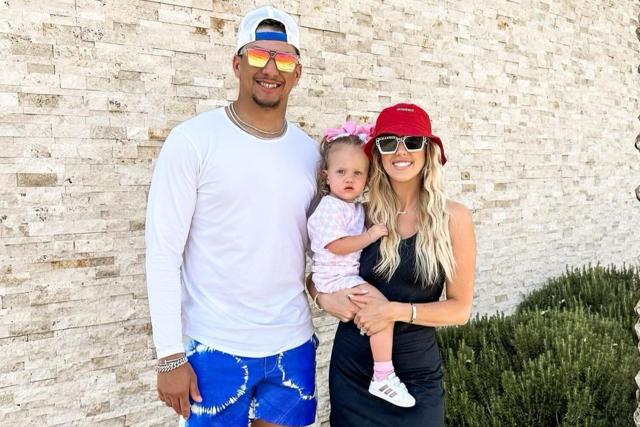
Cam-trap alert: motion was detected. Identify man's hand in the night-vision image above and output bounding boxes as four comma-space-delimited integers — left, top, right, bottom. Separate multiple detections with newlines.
366, 224, 388, 242
157, 356, 202, 420
318, 287, 367, 322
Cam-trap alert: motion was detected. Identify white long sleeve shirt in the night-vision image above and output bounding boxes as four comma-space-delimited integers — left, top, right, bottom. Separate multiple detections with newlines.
145, 108, 320, 359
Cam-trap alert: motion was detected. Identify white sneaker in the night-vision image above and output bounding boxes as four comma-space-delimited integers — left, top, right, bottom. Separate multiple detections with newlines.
368, 372, 416, 408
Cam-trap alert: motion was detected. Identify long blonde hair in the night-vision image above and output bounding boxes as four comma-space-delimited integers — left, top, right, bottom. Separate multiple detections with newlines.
367, 141, 455, 285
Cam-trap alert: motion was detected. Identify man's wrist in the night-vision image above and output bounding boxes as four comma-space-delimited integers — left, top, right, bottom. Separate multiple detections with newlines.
159, 352, 185, 362
157, 353, 188, 373
312, 290, 324, 311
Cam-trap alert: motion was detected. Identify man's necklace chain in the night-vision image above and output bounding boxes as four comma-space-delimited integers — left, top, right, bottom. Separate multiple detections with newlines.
227, 102, 287, 138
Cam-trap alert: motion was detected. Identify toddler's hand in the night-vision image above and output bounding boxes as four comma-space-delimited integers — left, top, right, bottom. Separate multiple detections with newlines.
367, 224, 388, 241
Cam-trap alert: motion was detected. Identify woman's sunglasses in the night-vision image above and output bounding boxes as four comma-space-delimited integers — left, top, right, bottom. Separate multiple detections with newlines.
240, 46, 299, 73
375, 135, 428, 155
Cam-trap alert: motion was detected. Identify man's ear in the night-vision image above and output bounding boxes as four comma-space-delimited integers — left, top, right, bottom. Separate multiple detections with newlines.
232, 55, 241, 78
293, 63, 302, 86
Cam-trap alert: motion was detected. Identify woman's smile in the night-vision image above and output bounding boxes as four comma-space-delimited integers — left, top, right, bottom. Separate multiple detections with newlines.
391, 159, 414, 170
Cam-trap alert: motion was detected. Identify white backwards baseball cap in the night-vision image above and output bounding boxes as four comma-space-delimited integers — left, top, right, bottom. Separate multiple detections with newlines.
236, 6, 301, 53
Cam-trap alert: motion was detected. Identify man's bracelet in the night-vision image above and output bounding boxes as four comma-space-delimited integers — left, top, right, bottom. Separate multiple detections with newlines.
156, 355, 188, 373
312, 291, 324, 311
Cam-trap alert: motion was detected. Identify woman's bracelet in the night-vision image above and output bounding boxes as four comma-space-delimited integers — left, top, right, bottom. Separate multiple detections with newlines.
156, 354, 188, 373
409, 303, 417, 324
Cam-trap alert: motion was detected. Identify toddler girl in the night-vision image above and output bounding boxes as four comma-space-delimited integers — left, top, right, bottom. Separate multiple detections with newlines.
307, 122, 415, 408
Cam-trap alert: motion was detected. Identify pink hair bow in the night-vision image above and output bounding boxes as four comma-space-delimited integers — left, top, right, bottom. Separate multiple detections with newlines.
324, 121, 374, 143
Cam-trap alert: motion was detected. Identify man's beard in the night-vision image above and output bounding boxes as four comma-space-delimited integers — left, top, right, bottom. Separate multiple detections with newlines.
252, 94, 280, 109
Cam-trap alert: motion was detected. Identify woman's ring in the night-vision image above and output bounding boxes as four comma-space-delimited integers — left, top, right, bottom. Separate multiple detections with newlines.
359, 328, 366, 335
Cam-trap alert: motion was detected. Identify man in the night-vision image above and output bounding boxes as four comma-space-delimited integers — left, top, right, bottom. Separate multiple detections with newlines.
145, 6, 319, 427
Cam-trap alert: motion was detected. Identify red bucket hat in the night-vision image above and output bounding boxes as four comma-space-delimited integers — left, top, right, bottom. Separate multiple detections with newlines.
364, 103, 446, 165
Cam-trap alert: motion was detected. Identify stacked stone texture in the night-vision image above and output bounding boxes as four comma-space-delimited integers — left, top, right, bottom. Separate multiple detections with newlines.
636, 12, 640, 427
0, 1, 638, 425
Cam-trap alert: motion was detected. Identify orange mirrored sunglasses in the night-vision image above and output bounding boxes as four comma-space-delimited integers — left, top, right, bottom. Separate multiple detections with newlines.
241, 46, 299, 73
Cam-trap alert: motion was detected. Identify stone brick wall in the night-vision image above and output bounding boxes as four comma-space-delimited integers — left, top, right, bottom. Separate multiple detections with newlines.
635, 13, 640, 427
1, 1, 638, 425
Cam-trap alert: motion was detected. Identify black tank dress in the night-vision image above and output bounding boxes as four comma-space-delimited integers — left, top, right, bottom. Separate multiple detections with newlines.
329, 234, 445, 427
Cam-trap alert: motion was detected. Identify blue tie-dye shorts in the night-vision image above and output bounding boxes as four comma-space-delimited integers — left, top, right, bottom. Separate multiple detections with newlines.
182, 336, 317, 427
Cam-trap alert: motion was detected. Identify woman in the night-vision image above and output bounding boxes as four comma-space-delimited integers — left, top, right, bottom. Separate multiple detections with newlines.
310, 103, 476, 426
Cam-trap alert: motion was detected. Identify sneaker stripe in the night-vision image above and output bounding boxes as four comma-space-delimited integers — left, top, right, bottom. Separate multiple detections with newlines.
369, 375, 416, 408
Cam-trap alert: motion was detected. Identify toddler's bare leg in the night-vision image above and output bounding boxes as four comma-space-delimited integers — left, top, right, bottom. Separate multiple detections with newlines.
369, 323, 394, 362
351, 282, 394, 361
354, 284, 415, 407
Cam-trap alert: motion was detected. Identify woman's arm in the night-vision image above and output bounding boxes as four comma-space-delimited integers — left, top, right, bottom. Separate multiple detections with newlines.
411, 201, 476, 326
351, 201, 476, 333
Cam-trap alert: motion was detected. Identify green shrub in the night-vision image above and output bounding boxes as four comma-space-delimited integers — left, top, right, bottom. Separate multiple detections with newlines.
517, 264, 639, 339
438, 265, 640, 426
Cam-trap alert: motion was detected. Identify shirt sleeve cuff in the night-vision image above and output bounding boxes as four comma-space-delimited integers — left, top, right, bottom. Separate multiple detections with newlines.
156, 344, 187, 360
